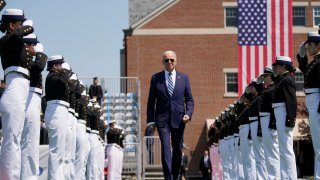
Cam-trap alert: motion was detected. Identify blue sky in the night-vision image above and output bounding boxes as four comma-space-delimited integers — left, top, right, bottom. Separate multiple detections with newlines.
6, 1, 128, 78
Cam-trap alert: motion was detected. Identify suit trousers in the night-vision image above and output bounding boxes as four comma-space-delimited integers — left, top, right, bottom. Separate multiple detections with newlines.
21, 91, 41, 180
75, 121, 87, 180
45, 103, 68, 180
239, 124, 256, 180
87, 133, 101, 180
260, 114, 280, 180
306, 93, 320, 180
157, 124, 184, 180
274, 105, 297, 180
0, 73, 29, 180
234, 136, 245, 180
250, 119, 268, 180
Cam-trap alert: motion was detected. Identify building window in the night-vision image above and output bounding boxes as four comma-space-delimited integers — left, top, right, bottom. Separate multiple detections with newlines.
314, 6, 320, 26
293, 7, 306, 26
225, 7, 238, 27
226, 72, 238, 93
295, 71, 304, 92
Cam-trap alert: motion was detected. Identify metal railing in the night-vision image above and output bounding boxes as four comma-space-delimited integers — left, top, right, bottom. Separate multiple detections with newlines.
142, 136, 163, 180
143, 136, 162, 167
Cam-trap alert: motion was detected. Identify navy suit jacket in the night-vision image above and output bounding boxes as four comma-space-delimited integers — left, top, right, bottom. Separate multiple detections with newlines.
147, 70, 194, 128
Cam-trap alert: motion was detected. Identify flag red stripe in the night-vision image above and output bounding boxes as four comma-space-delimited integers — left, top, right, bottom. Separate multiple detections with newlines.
238, 46, 243, 96
271, 0, 276, 64
280, 0, 284, 55
246, 47, 251, 84
263, 46, 267, 69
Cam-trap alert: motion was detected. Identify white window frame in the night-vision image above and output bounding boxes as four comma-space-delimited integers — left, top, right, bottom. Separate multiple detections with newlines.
223, 68, 238, 97
313, 6, 320, 27
292, 6, 306, 27
223, 3, 238, 28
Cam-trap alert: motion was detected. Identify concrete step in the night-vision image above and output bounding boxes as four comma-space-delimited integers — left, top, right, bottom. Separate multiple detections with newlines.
144, 165, 164, 179
144, 178, 165, 180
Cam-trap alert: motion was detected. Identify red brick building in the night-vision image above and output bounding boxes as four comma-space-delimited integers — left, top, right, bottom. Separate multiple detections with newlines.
123, 0, 319, 176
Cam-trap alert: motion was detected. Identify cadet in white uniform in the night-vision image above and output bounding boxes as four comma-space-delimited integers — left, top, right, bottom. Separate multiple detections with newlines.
0, 9, 33, 179
45, 55, 70, 179
20, 34, 48, 180
297, 32, 320, 179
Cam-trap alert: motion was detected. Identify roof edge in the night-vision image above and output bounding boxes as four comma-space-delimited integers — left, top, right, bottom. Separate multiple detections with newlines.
131, 0, 180, 29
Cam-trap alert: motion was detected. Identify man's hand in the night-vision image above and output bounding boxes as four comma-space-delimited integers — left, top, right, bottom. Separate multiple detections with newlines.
182, 115, 190, 124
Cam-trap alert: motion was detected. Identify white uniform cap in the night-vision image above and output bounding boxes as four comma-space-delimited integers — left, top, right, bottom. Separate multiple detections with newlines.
305, 31, 320, 43
108, 119, 116, 124
262, 66, 274, 75
23, 34, 38, 44
94, 104, 100, 109
1, 9, 26, 22
48, 55, 64, 65
272, 56, 292, 66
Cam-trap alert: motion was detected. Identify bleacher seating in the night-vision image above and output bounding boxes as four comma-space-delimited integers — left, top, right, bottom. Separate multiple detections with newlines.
104, 92, 139, 144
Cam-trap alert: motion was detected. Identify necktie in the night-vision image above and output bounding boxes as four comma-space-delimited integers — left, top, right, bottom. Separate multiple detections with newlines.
168, 72, 174, 97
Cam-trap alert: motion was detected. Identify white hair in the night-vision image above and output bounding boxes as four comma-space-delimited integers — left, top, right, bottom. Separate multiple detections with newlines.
162, 50, 177, 60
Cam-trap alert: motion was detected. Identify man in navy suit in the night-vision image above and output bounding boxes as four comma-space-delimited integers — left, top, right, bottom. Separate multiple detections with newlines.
147, 50, 194, 180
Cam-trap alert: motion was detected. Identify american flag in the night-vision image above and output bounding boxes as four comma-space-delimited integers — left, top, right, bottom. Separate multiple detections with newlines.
237, 0, 292, 95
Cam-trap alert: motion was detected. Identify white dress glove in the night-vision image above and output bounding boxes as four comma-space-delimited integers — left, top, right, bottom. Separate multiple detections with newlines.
34, 43, 44, 53
298, 42, 307, 57
22, 19, 33, 27
70, 73, 78, 81
61, 62, 71, 71
256, 75, 263, 84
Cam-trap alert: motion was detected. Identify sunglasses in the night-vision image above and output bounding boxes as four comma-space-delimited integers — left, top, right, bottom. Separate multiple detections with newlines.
164, 58, 175, 63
